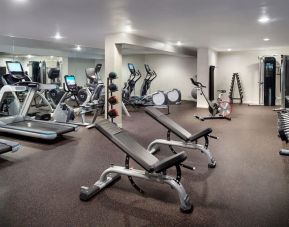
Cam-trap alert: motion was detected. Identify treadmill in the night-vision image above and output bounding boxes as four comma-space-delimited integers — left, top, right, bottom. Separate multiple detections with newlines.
0, 61, 78, 140
0, 139, 20, 154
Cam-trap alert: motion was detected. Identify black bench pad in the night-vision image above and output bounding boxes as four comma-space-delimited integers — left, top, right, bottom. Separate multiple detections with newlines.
95, 119, 187, 172
153, 151, 187, 173
145, 107, 212, 142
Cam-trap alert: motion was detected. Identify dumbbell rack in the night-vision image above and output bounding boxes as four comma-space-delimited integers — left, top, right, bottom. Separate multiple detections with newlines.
106, 75, 118, 123
228, 73, 243, 104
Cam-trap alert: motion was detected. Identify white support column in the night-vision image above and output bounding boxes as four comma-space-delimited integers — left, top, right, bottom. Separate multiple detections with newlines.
196, 48, 217, 108
197, 48, 210, 108
105, 35, 123, 127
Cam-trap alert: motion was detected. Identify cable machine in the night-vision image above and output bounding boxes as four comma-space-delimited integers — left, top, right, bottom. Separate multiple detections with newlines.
263, 57, 276, 106
249, 56, 280, 106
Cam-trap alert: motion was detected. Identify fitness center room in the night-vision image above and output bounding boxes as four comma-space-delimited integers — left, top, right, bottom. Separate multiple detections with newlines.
0, 0, 288, 226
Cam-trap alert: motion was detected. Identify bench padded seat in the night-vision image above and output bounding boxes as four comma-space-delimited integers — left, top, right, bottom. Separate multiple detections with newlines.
145, 107, 212, 142
95, 119, 187, 173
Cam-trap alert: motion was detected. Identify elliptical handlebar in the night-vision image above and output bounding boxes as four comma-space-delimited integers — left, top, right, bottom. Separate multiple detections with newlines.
144, 64, 157, 82
151, 70, 157, 80
190, 78, 206, 88
63, 82, 69, 92
133, 70, 142, 82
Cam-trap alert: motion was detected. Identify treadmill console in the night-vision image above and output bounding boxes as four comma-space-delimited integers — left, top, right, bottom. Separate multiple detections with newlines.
4, 61, 30, 85
6, 61, 25, 78
64, 75, 78, 92
128, 63, 136, 74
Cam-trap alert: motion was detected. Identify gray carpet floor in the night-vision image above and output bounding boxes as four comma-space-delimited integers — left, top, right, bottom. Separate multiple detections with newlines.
0, 102, 288, 227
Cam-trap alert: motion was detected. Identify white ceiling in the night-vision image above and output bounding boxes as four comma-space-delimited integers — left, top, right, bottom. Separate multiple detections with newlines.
0, 0, 289, 51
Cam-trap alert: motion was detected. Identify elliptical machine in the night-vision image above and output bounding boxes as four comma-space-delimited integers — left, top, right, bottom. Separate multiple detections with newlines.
122, 63, 142, 104
191, 78, 232, 121
53, 75, 102, 126
122, 63, 168, 107
81, 64, 105, 109
46, 68, 66, 107
141, 64, 158, 96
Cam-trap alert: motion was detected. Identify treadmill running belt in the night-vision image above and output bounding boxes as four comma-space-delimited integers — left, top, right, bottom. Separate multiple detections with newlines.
6, 121, 74, 134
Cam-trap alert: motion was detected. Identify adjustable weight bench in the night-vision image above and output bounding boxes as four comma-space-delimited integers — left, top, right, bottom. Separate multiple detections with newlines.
0, 139, 20, 155
145, 107, 217, 168
80, 119, 193, 213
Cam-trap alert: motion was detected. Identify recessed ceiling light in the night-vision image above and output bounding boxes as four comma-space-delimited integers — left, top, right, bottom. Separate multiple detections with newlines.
258, 16, 270, 24
176, 41, 182, 46
75, 45, 82, 51
227, 48, 232, 52
27, 55, 33, 58
53, 32, 63, 40
13, 0, 28, 3
263, 38, 270, 41
50, 56, 54, 59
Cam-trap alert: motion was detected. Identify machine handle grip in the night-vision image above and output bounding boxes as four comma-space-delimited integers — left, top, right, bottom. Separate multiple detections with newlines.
208, 135, 219, 140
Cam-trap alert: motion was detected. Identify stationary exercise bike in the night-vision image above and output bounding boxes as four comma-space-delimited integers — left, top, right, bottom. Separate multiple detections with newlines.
191, 78, 232, 121
83, 64, 105, 108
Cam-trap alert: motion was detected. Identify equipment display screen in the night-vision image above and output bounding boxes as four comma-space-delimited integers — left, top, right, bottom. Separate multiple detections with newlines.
128, 63, 135, 73
6, 62, 23, 73
95, 64, 102, 73
66, 75, 76, 86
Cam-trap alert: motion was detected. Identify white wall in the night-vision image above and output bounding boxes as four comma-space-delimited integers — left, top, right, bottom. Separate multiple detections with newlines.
68, 58, 97, 86
122, 54, 196, 100
217, 47, 289, 104
197, 48, 218, 108
144, 55, 196, 100
209, 49, 218, 66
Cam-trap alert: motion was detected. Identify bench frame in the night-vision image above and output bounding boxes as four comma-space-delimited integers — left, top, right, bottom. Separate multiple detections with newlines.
147, 135, 216, 168
80, 165, 192, 213
80, 119, 193, 213
145, 107, 217, 168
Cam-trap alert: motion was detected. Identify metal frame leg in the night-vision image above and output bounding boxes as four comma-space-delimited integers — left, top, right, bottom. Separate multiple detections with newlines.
147, 139, 216, 168
80, 166, 193, 213
280, 149, 289, 156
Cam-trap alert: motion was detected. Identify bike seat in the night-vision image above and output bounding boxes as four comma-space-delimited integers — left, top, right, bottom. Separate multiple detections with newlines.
217, 90, 226, 94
